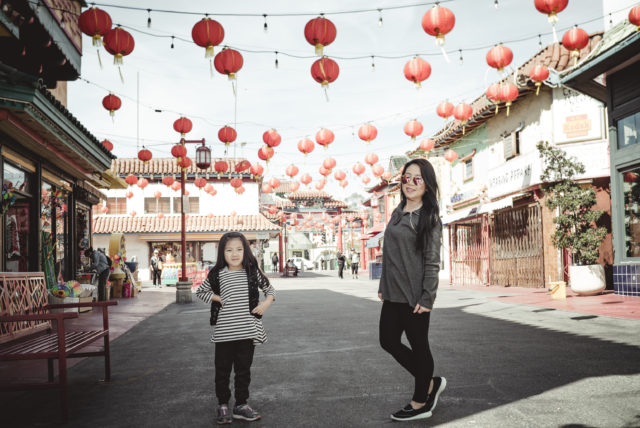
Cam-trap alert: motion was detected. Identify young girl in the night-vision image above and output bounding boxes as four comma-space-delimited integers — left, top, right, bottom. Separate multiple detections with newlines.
196, 232, 275, 425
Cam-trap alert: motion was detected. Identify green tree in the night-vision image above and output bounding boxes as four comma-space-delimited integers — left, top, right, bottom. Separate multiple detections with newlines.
537, 141, 607, 265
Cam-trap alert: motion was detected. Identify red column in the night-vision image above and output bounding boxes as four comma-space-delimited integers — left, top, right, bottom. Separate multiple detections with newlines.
278, 221, 283, 273
360, 234, 367, 271
337, 208, 343, 253
180, 154, 187, 282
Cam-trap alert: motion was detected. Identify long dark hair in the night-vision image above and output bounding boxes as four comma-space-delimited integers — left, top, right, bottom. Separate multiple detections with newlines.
213, 232, 260, 274
399, 158, 441, 251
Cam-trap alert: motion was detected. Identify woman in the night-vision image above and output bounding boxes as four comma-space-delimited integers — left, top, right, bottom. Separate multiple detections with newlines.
378, 158, 446, 422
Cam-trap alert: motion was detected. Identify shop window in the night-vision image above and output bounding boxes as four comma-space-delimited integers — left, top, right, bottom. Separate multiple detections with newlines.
173, 196, 199, 214
623, 166, 640, 258
618, 111, 640, 149
3, 162, 33, 272
3, 162, 29, 194
503, 132, 520, 160
464, 158, 474, 181
76, 204, 91, 271
106, 197, 127, 215
144, 197, 170, 214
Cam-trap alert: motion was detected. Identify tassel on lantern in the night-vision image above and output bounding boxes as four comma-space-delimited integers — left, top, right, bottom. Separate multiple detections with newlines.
536, 82, 542, 96
315, 43, 323, 56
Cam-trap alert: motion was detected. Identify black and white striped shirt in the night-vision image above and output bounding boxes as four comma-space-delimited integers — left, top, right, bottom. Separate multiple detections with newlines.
196, 267, 275, 345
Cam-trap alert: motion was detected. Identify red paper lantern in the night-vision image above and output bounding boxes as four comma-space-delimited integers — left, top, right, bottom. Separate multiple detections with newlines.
319, 166, 331, 177
322, 157, 337, 170
382, 172, 393, 181
334, 170, 346, 181
215, 160, 229, 174
315, 128, 335, 148
404, 120, 424, 140
300, 174, 312, 185
191, 17, 224, 58
499, 83, 519, 116
297, 138, 315, 155
486, 44, 513, 72
291, 182, 301, 192
171, 182, 181, 191
250, 163, 264, 177
372, 165, 384, 177
130, 210, 137, 217
235, 160, 251, 173
269, 177, 281, 189
340, 180, 348, 188
101, 139, 113, 151
311, 57, 339, 88
444, 150, 459, 162
102, 94, 121, 117
235, 186, 247, 195
534, 0, 568, 22
101, 206, 109, 214
162, 176, 174, 187
209, 188, 217, 197
436, 101, 454, 119
204, 184, 214, 193
173, 117, 193, 136
304, 17, 337, 56
154, 191, 162, 199
453, 103, 473, 132
103, 27, 135, 65
421, 5, 455, 45
78, 7, 112, 47
258, 145, 274, 162
178, 157, 192, 169
158, 212, 164, 218
261, 183, 273, 193
218, 126, 237, 145
125, 174, 138, 186
194, 177, 207, 189
171, 144, 187, 159
403, 56, 432, 88
125, 191, 134, 199
364, 153, 379, 166
529, 64, 550, 95
315, 181, 325, 190
352, 163, 365, 176
358, 124, 378, 143
624, 172, 639, 183
230, 177, 243, 188
263, 129, 281, 147
137, 148, 152, 163
214, 48, 243, 80
137, 178, 149, 189
286, 164, 299, 178
562, 27, 589, 62
486, 83, 502, 114
630, 6, 640, 30
362, 176, 371, 185
419, 139, 435, 152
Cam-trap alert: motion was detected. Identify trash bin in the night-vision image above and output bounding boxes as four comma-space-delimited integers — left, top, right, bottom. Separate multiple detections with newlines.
369, 262, 383, 280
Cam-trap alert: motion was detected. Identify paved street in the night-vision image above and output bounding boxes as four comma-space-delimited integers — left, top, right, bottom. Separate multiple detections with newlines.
2, 272, 640, 427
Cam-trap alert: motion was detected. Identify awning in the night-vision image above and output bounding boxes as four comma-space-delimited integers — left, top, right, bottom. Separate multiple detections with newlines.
100, 170, 128, 190
442, 206, 480, 225
478, 196, 514, 214
365, 232, 383, 248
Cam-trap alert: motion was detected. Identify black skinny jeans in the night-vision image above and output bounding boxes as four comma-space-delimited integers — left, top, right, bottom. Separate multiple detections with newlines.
215, 339, 255, 405
379, 300, 434, 403
152, 269, 162, 285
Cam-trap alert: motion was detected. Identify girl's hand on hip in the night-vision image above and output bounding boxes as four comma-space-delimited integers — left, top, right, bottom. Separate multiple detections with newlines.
413, 303, 431, 314
251, 302, 269, 315
378, 293, 383, 302
211, 294, 223, 306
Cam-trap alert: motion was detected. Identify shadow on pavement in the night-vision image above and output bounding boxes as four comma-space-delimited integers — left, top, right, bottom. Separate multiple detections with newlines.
2, 289, 639, 427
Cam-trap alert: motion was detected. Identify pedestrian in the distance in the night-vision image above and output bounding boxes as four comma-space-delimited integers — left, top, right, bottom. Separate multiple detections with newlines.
86, 247, 110, 301
378, 158, 446, 422
350, 251, 360, 279
196, 232, 275, 425
150, 249, 162, 287
337, 252, 346, 279
271, 252, 279, 273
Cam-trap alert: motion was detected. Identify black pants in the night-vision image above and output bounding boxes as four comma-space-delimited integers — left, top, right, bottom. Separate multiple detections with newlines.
152, 269, 162, 285
379, 301, 434, 403
351, 263, 359, 275
97, 269, 110, 301
338, 264, 344, 278
215, 339, 255, 405
272, 262, 278, 273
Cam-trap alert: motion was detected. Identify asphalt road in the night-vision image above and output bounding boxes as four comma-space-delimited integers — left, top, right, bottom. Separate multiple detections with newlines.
3, 273, 640, 427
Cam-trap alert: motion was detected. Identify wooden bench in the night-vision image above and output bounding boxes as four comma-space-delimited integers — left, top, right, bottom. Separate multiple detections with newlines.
0, 272, 117, 421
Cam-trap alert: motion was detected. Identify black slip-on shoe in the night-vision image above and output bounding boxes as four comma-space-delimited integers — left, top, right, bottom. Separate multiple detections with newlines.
390, 403, 432, 421
426, 376, 447, 412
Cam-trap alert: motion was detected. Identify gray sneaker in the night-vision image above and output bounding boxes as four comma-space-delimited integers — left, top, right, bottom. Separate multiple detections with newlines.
233, 403, 261, 421
217, 404, 232, 425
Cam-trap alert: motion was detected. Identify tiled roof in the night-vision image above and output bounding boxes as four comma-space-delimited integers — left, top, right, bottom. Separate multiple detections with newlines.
111, 158, 251, 176
287, 190, 332, 200
273, 181, 299, 193
411, 33, 603, 151
93, 214, 279, 234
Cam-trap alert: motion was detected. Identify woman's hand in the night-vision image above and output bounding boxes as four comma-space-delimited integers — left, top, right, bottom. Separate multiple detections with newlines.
211, 294, 223, 306
251, 295, 274, 315
378, 293, 383, 302
413, 303, 431, 314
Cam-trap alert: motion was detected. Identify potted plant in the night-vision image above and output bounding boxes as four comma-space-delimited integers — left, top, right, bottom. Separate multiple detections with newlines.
537, 142, 608, 295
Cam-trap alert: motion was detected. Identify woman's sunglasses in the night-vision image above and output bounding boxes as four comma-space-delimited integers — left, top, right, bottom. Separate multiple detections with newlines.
401, 175, 424, 185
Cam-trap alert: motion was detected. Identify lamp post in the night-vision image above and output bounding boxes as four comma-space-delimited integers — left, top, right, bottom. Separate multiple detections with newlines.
175, 136, 209, 303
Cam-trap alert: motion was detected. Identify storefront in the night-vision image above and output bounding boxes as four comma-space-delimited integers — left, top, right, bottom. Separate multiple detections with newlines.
563, 21, 640, 296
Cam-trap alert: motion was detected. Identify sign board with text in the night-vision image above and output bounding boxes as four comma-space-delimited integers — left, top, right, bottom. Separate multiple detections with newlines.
553, 87, 604, 144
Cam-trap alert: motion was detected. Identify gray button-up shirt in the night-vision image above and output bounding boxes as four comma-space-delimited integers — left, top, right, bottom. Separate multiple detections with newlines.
377, 205, 442, 309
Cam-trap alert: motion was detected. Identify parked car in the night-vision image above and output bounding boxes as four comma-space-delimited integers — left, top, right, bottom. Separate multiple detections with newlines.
292, 257, 314, 270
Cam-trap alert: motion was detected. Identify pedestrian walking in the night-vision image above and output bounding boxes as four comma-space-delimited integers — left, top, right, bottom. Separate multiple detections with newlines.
337, 252, 346, 279
377, 158, 446, 422
271, 252, 279, 273
196, 232, 275, 425
150, 249, 163, 287
350, 251, 360, 279
86, 247, 110, 301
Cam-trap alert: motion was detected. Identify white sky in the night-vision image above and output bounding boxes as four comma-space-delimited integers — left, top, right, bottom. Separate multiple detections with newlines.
68, 0, 625, 199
